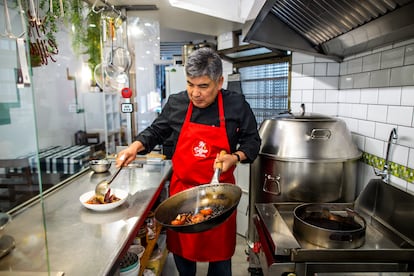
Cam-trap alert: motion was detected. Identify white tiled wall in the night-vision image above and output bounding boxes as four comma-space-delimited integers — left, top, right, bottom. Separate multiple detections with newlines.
290, 38, 414, 196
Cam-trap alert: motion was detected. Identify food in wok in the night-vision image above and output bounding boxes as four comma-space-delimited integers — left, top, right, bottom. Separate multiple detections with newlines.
155, 183, 242, 233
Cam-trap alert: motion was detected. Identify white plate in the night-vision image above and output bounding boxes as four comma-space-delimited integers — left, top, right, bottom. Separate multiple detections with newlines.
79, 189, 128, 211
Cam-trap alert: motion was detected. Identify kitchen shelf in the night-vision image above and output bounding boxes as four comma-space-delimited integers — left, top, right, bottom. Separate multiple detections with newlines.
83, 92, 121, 155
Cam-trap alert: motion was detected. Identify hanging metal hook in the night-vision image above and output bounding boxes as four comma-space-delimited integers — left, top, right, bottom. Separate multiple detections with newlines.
1, 0, 26, 39
92, 0, 105, 13
28, 0, 42, 25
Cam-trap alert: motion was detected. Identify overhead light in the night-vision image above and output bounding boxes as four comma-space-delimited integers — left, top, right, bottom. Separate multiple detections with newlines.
168, 0, 256, 23
225, 47, 272, 59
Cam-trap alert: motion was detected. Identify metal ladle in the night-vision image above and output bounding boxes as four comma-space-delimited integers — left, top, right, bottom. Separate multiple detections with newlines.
95, 157, 125, 203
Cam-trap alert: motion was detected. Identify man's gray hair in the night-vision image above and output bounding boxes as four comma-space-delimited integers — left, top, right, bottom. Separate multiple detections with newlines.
185, 47, 223, 82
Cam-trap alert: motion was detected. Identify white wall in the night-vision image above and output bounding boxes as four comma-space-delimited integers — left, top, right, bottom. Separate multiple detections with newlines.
290, 38, 414, 196
31, 27, 89, 149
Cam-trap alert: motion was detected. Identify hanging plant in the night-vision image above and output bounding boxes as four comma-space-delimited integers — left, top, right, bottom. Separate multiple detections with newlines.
22, 0, 64, 66
20, 0, 102, 72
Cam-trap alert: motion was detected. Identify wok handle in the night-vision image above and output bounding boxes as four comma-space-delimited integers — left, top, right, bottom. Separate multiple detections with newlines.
214, 150, 227, 170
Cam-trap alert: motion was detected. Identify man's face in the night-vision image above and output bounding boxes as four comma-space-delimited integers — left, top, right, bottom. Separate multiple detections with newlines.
186, 75, 224, 108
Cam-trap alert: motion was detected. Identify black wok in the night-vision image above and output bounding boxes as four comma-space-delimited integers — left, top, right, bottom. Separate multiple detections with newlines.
154, 183, 242, 233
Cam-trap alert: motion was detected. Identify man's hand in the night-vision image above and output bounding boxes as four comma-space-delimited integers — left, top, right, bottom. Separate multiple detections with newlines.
115, 141, 144, 167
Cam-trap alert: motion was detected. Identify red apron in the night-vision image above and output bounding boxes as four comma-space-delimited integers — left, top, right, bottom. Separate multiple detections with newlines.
167, 91, 236, 262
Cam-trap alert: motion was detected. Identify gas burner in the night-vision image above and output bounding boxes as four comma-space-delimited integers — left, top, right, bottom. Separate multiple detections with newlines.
0, 235, 15, 259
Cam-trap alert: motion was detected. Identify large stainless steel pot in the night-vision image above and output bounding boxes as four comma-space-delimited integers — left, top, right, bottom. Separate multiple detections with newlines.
154, 183, 242, 233
252, 112, 361, 203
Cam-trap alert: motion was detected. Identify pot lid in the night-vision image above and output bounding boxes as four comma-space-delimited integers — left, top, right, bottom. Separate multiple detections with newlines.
259, 112, 361, 161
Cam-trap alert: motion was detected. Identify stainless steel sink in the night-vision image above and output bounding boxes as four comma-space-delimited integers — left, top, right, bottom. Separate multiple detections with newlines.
354, 178, 414, 248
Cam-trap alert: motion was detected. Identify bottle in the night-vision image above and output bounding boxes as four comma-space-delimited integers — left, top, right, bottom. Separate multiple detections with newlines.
146, 211, 156, 240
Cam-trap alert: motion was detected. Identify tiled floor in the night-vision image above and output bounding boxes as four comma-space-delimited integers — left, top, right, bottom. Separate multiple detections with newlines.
161, 234, 250, 276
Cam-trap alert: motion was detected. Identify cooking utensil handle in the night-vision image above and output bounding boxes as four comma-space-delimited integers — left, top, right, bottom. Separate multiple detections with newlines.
107, 157, 126, 184
211, 150, 227, 184
214, 150, 227, 170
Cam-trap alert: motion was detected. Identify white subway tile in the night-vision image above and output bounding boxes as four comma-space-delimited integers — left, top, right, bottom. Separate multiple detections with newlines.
314, 76, 338, 89
327, 63, 340, 76
374, 123, 398, 141
351, 103, 368, 119
302, 90, 314, 102
345, 89, 361, 103
401, 86, 414, 106
378, 87, 401, 105
404, 44, 414, 65
291, 77, 314, 90
291, 64, 302, 77
381, 47, 404, 69
339, 75, 353, 89
367, 105, 387, 123
358, 120, 375, 137
390, 67, 403, 86
348, 58, 363, 74
353, 72, 370, 88
313, 103, 337, 116
390, 144, 408, 166
338, 90, 349, 102
370, 69, 390, 88
387, 106, 413, 126
292, 52, 315, 64
408, 148, 414, 169
341, 117, 358, 133
290, 89, 302, 102
360, 88, 379, 104
313, 89, 326, 102
303, 63, 315, 76
400, 64, 414, 85
365, 137, 384, 157
398, 126, 414, 148
338, 103, 352, 117
362, 53, 381, 72
326, 89, 339, 102
315, 63, 327, 76
340, 62, 347, 75
352, 133, 365, 151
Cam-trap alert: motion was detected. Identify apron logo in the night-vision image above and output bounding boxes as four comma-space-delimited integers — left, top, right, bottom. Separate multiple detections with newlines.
192, 140, 210, 158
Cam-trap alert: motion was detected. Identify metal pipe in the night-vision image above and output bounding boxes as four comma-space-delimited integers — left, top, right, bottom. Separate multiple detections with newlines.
375, 127, 398, 182
384, 127, 398, 172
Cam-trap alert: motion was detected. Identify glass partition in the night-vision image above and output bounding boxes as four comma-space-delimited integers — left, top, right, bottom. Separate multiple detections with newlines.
0, 1, 106, 212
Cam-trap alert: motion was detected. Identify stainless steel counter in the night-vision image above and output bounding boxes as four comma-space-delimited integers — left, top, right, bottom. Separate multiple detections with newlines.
0, 160, 172, 275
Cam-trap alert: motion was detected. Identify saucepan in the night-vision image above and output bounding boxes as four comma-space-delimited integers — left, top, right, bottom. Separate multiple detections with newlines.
154, 151, 242, 233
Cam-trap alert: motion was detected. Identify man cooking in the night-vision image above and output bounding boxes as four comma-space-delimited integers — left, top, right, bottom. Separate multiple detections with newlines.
116, 47, 261, 276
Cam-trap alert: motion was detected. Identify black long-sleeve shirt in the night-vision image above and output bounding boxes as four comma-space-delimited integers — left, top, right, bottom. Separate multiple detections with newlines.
136, 89, 261, 163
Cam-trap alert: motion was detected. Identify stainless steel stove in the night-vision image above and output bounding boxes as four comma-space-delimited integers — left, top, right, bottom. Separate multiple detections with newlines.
253, 179, 414, 276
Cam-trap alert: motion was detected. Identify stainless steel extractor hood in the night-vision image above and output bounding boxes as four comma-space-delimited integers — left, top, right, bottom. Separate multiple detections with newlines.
244, 0, 414, 61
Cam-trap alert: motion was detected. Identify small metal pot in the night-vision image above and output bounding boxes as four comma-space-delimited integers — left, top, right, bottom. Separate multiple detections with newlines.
89, 159, 111, 173
293, 203, 366, 249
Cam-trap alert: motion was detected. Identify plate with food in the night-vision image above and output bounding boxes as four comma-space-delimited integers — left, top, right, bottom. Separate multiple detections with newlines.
79, 188, 128, 211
